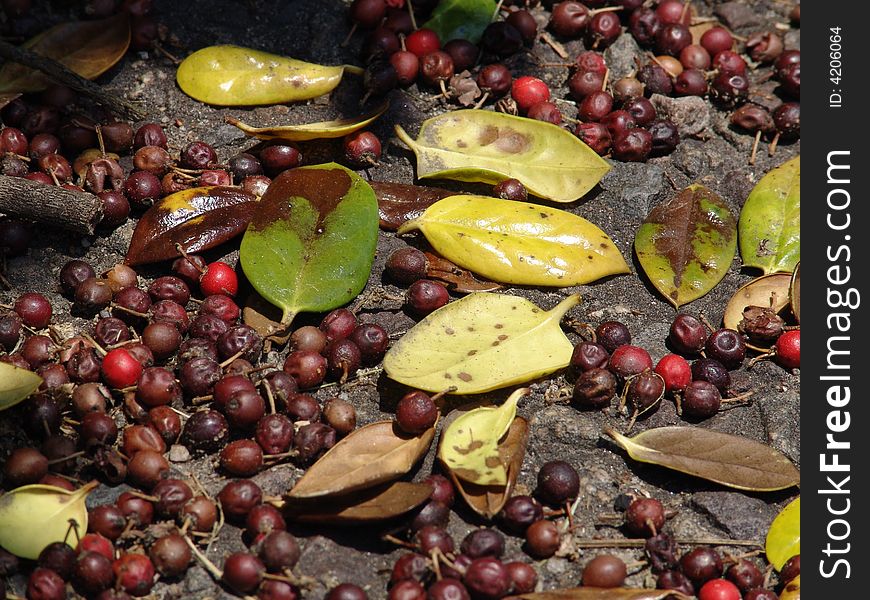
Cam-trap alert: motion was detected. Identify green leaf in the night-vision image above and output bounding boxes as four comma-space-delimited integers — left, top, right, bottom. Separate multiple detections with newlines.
395, 110, 611, 203
765, 497, 800, 570
634, 184, 737, 307
239, 163, 378, 326
739, 156, 800, 273
0, 481, 97, 558
384, 293, 580, 394
438, 388, 527, 486
399, 194, 629, 286
604, 427, 800, 492
176, 45, 350, 106
423, 0, 498, 45
0, 362, 43, 412
225, 101, 388, 142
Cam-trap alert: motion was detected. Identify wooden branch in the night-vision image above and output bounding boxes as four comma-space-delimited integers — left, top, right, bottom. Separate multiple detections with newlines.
0, 40, 146, 121
0, 176, 103, 235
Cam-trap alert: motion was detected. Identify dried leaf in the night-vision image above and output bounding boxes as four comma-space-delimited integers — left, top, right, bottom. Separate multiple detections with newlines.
0, 482, 97, 558
423, 0, 498, 45
0, 362, 43, 412
790, 262, 800, 323
125, 186, 258, 266
284, 481, 433, 524
399, 195, 629, 286
438, 388, 526, 486
242, 291, 292, 345
225, 101, 388, 141
176, 45, 353, 106
0, 93, 21, 110
604, 426, 800, 492
635, 184, 737, 307
424, 252, 503, 293
384, 293, 580, 394
739, 156, 800, 274
0, 14, 130, 93
239, 163, 379, 326
372, 181, 458, 231
287, 421, 435, 499
450, 416, 529, 518
395, 110, 611, 203
722, 273, 791, 351
506, 588, 692, 599
765, 497, 800, 570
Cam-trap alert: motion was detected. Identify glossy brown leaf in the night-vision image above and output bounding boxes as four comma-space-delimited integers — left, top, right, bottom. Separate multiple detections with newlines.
125, 186, 258, 266
371, 181, 459, 231
424, 252, 503, 293
0, 14, 130, 93
287, 420, 435, 499
507, 588, 692, 600
283, 481, 433, 524
449, 417, 529, 519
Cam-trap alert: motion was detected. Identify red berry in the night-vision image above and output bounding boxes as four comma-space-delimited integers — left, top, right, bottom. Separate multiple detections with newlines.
698, 578, 741, 600
775, 329, 800, 369
77, 533, 114, 560
200, 262, 238, 297
511, 76, 550, 113
101, 348, 144, 389
405, 28, 440, 57
654, 354, 692, 393
608, 345, 653, 380
113, 553, 156, 596
14, 292, 52, 329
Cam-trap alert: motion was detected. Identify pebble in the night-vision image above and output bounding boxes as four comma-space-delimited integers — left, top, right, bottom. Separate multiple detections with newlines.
649, 94, 710, 137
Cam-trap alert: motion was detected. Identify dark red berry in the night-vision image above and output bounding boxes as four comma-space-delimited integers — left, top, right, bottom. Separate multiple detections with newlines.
582, 555, 627, 588
536, 460, 579, 505
406, 280, 449, 315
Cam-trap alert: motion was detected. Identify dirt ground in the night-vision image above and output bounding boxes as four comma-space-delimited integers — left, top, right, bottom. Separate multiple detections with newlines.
1, 0, 800, 598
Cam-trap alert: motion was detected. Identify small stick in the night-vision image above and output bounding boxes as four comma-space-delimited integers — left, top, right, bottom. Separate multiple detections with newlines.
768, 132, 780, 156
183, 535, 224, 580
491, 0, 505, 21
263, 381, 277, 415
408, 0, 418, 30
572, 537, 762, 549
749, 130, 761, 165
540, 32, 569, 59
341, 23, 358, 48
472, 91, 490, 109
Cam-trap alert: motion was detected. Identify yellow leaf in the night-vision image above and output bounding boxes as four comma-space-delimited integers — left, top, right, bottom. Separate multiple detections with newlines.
766, 496, 800, 570
383, 292, 580, 394
176, 45, 348, 106
0, 362, 43, 412
395, 110, 611, 203
225, 101, 388, 141
0, 482, 97, 559
438, 388, 527, 486
780, 575, 800, 600
399, 194, 629, 286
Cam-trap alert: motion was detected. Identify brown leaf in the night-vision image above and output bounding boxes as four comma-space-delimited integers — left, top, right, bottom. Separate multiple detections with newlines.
449, 417, 529, 519
242, 291, 292, 346
284, 481, 433, 524
287, 420, 435, 499
424, 252, 503, 293
507, 588, 692, 600
0, 14, 130, 93
372, 181, 458, 231
125, 186, 258, 266
604, 427, 800, 492
0, 93, 21, 110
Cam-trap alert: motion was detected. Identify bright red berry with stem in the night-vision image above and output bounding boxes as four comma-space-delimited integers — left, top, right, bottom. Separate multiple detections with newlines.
511, 76, 550, 113
655, 354, 691, 393
774, 329, 800, 369
698, 578, 741, 600
101, 348, 143, 389
200, 262, 238, 297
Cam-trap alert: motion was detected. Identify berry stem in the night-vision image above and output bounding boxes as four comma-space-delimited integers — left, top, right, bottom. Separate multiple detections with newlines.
183, 534, 224, 580
340, 23, 358, 48
407, 0, 417, 31
749, 130, 761, 165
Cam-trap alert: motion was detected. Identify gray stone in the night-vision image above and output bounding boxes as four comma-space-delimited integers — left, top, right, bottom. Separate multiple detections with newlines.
715, 2, 763, 30
604, 33, 645, 81
599, 162, 667, 220
690, 492, 777, 539
650, 94, 711, 137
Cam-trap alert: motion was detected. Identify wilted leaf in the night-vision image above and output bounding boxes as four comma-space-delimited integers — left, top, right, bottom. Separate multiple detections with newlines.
176, 45, 351, 106
0, 14, 130, 93
438, 388, 526, 486
635, 184, 737, 307
423, 0, 498, 45
766, 497, 800, 570
424, 252, 503, 293
287, 421, 435, 499
395, 110, 611, 203
604, 426, 800, 492
239, 163, 378, 325
384, 293, 580, 394
372, 181, 458, 231
400, 194, 629, 286
0, 362, 43, 412
242, 291, 292, 345
0, 481, 97, 558
739, 156, 800, 274
790, 262, 800, 323
723, 272, 791, 351
284, 481, 433, 524
225, 101, 388, 141
507, 588, 692, 599
779, 575, 800, 600
125, 186, 258, 266
450, 417, 529, 518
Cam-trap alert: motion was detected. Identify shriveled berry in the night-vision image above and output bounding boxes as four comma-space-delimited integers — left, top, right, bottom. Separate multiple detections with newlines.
181, 409, 229, 454
575, 122, 611, 155
657, 570, 695, 595
294, 423, 336, 463
461, 528, 505, 559
573, 367, 617, 409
